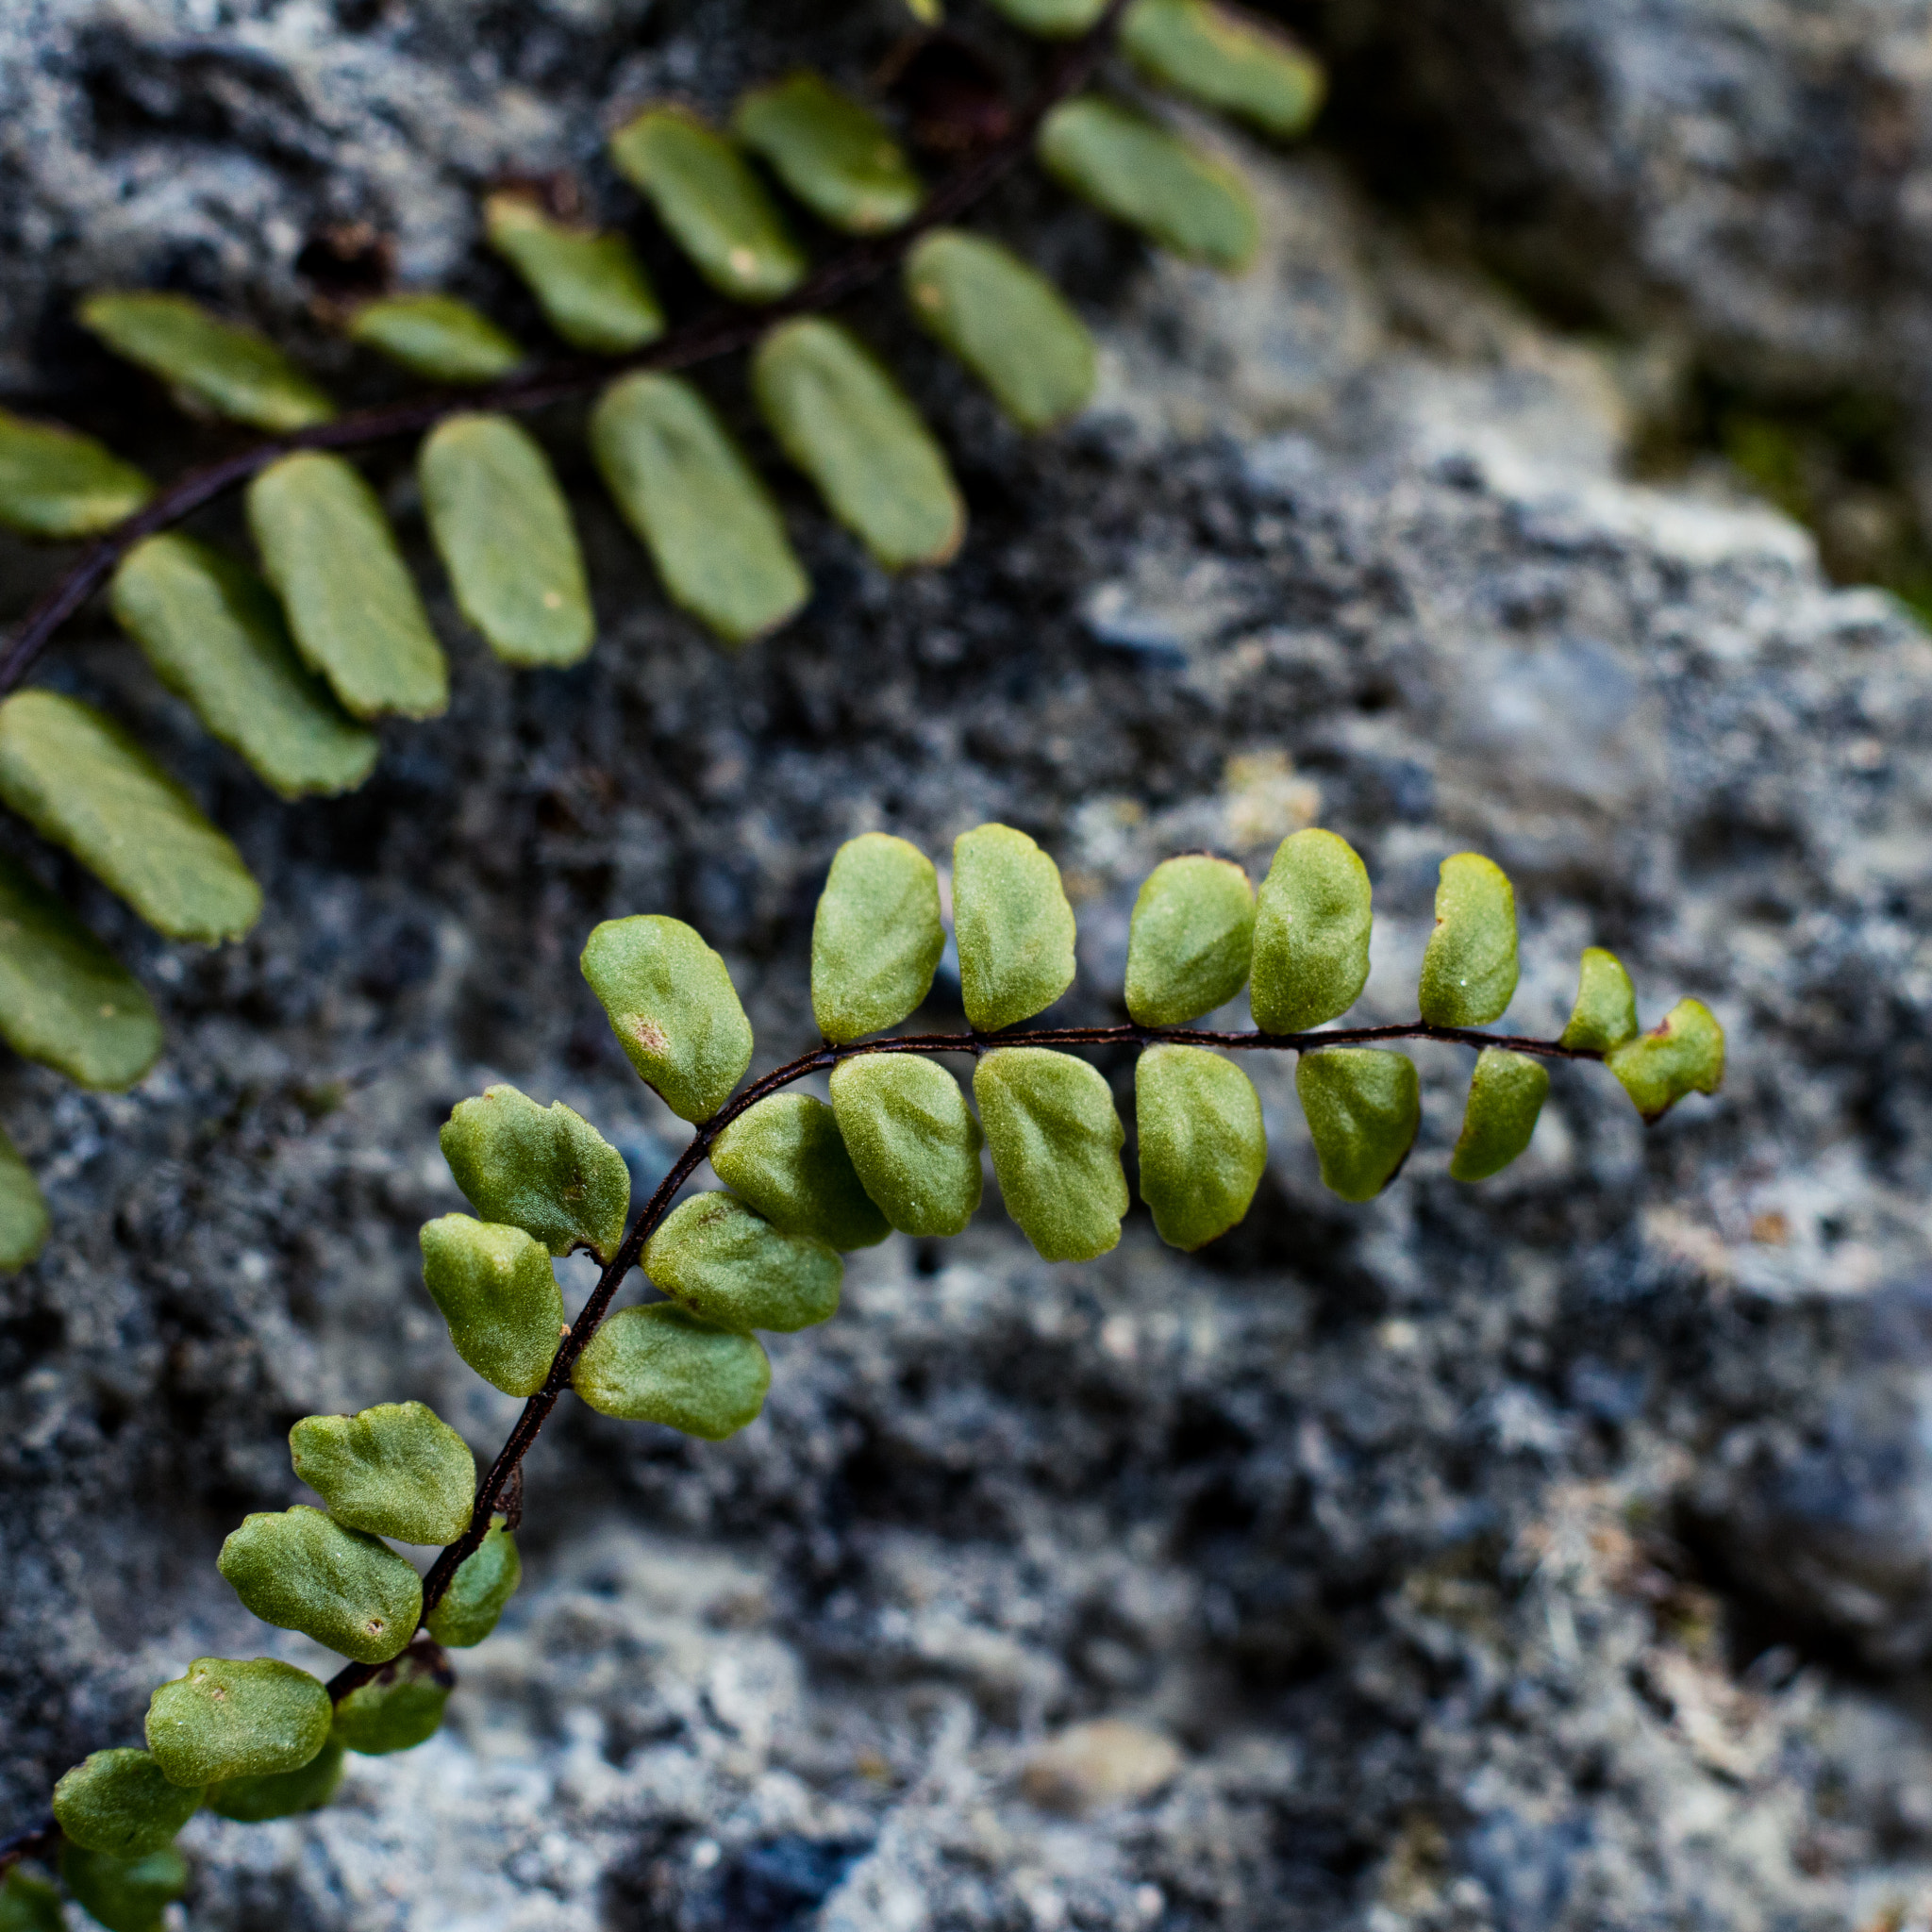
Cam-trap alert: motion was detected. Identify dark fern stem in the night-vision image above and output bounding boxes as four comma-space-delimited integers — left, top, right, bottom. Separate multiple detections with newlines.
0, 0, 1132, 701
325, 1013, 1603, 1704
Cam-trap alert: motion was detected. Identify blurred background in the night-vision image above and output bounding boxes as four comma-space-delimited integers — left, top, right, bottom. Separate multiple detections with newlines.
3, 3, 1932, 1926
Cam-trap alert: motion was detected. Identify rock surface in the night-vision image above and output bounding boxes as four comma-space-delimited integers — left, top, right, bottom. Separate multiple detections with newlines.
5, 4, 1932, 1930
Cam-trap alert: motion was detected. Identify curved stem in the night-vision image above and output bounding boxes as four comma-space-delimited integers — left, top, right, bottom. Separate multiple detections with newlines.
322, 1011, 1598, 1703
0, 0, 1131, 700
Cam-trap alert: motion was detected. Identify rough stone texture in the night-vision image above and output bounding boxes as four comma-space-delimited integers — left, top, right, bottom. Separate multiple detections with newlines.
1295, 0, 1932, 510
6, 5, 1932, 1930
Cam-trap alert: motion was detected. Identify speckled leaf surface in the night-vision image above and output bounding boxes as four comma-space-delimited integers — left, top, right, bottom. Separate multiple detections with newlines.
975, 1047, 1127, 1261
1134, 1043, 1266, 1249
810, 831, 944, 1044
952, 822, 1076, 1032
829, 1054, 983, 1237
440, 1084, 630, 1260
144, 1657, 333, 1787
1295, 1048, 1420, 1202
217, 1508, 422, 1663
571, 1303, 772, 1439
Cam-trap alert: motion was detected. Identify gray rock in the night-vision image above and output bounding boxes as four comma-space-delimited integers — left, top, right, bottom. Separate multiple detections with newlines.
4, 4, 1932, 1929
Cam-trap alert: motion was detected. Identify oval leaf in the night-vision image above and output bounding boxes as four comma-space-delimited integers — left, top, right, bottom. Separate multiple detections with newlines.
217, 1507, 422, 1663
203, 1736, 344, 1824
59, 1844, 188, 1932
1250, 828, 1371, 1035
975, 1047, 1127, 1261
1449, 1047, 1549, 1183
345, 293, 523, 384
579, 914, 753, 1123
571, 1302, 771, 1438
144, 1657, 333, 1787
811, 831, 945, 1043
424, 1518, 520, 1650
752, 318, 965, 571
1134, 1043, 1266, 1250
1037, 96, 1257, 272
1121, 0, 1326, 139
419, 1213, 567, 1399
904, 229, 1096, 432
1559, 947, 1639, 1054
0, 408, 150, 539
1417, 853, 1519, 1028
0, 690, 261, 943
290, 1401, 475, 1547
485, 192, 665, 354
0, 1126, 49, 1274
1124, 853, 1254, 1026
78, 291, 334, 431
953, 822, 1077, 1033
53, 1751, 202, 1859
608, 106, 808, 303
439, 1084, 630, 1261
733, 72, 923, 234
828, 1054, 983, 1236
709, 1092, 891, 1250
1295, 1048, 1419, 1202
1607, 998, 1725, 1124
0, 851, 161, 1090
645, 1191, 842, 1332
590, 371, 809, 648
110, 533, 378, 798
331, 1649, 452, 1755
247, 452, 448, 719
986, 0, 1104, 32
420, 413, 593, 667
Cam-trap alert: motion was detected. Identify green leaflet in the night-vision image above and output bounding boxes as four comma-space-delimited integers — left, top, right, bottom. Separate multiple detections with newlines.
0, 408, 150, 539
608, 106, 808, 303
1295, 1048, 1420, 1202
580, 914, 754, 1123
903, 229, 1096, 433
571, 1302, 772, 1438
975, 1048, 1127, 1261
0, 850, 160, 1090
753, 318, 965, 572
1560, 947, 1640, 1053
810, 832, 945, 1044
58, 1845, 187, 1932
1134, 1043, 1266, 1250
1417, 853, 1519, 1028
290, 1401, 476, 1546
52, 1750, 203, 1858
78, 291, 335, 432
419, 414, 593, 668
0, 1868, 65, 1932
1037, 97, 1258, 272
828, 1054, 983, 1236
590, 371, 809, 648
346, 294, 524, 384
709, 1093, 891, 1250
0, 1127, 48, 1273
1121, 0, 1326, 139
144, 1657, 333, 1787
485, 192, 665, 354
419, 1213, 567, 1399
645, 1191, 842, 1332
204, 1735, 344, 1823
986, 0, 1104, 32
1124, 854, 1255, 1026
440, 1084, 631, 1261
109, 534, 379, 799
217, 1507, 422, 1664
1607, 998, 1726, 1123
733, 72, 923, 234
953, 822, 1077, 1033
0, 690, 261, 943
1250, 828, 1371, 1035
425, 1518, 520, 1649
1449, 1047, 1548, 1183
331, 1650, 451, 1755
247, 452, 449, 720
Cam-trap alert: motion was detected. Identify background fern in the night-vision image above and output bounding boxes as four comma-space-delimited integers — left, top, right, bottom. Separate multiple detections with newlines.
0, 0, 1325, 1264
